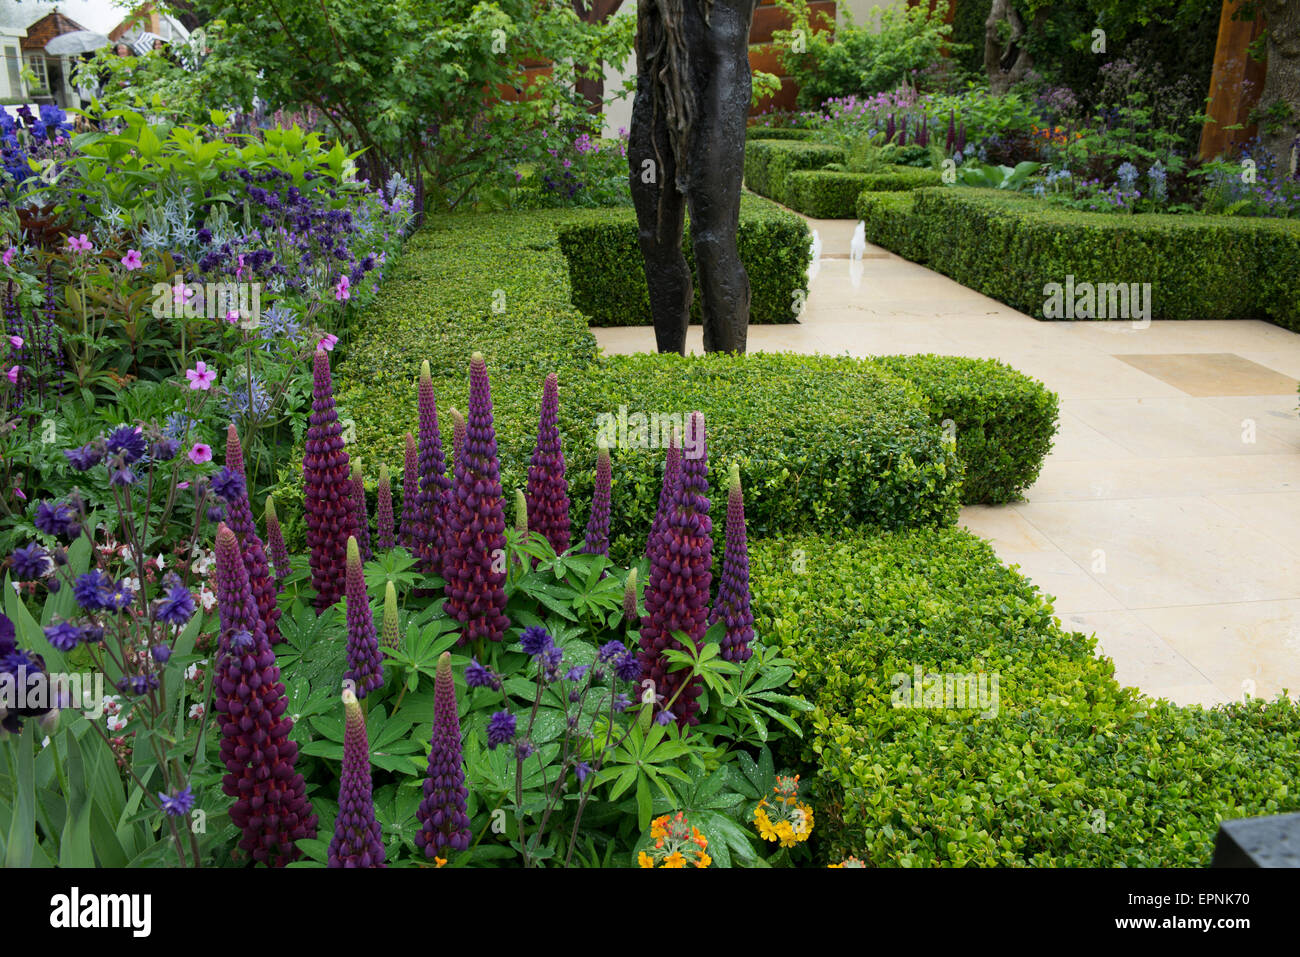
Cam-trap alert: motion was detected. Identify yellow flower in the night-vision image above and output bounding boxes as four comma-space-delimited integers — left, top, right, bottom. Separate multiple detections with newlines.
638, 852, 656, 869
650, 815, 669, 841
662, 850, 688, 869
695, 852, 712, 869
435, 857, 447, 868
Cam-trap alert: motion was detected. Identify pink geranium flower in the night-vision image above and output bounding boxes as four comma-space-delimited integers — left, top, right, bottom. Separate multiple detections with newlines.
334, 275, 351, 301
318, 332, 339, 351
67, 234, 93, 253
8, 335, 21, 348
188, 444, 212, 465
5, 365, 19, 384
185, 361, 217, 391
2, 247, 14, 267
121, 249, 143, 271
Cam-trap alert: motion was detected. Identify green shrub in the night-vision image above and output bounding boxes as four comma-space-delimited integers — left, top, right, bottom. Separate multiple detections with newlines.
780, 166, 946, 218
863, 187, 1300, 326
556, 196, 810, 326
871, 354, 1059, 503
746, 127, 818, 141
752, 528, 1300, 866
743, 139, 845, 201
856, 190, 927, 261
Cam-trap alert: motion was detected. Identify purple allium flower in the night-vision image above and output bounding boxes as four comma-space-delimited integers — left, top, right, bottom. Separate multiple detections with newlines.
486, 709, 516, 749
646, 432, 681, 558
399, 432, 419, 552
638, 410, 712, 728
212, 524, 317, 866
44, 621, 83, 652
380, 580, 401, 650
34, 500, 81, 539
225, 426, 281, 644
73, 569, 113, 611
328, 682, 387, 868
465, 658, 501, 690
580, 442, 611, 557
375, 464, 395, 551
442, 354, 510, 646
710, 463, 754, 663
159, 786, 195, 817
303, 350, 356, 610
519, 625, 553, 656
155, 579, 196, 626
526, 372, 570, 554
105, 425, 146, 463
344, 538, 383, 698
414, 361, 451, 573
350, 461, 372, 561
414, 652, 471, 857
10, 543, 50, 580
264, 495, 290, 587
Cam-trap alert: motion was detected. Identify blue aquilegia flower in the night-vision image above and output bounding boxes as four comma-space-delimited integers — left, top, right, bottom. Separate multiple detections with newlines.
486, 710, 516, 749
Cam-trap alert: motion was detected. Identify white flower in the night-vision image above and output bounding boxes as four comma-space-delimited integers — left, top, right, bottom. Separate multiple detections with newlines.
107, 714, 128, 732
198, 586, 216, 612
188, 703, 205, 720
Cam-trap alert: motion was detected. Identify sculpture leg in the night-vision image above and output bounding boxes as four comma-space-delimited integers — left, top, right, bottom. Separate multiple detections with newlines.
686, 0, 755, 354
629, 35, 692, 356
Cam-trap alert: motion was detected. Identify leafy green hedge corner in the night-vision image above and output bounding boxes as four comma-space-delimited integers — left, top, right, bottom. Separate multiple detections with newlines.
856, 190, 926, 262
743, 139, 845, 202
556, 195, 810, 326
872, 354, 1059, 503
783, 167, 945, 218
752, 528, 1300, 867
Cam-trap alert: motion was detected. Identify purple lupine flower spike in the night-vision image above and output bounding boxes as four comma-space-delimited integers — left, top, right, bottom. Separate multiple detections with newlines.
400, 432, 419, 552
710, 462, 754, 663
581, 441, 612, 557
647, 429, 681, 558
415, 651, 471, 858
350, 461, 372, 561
416, 360, 451, 574
442, 357, 509, 646
223, 425, 281, 643
344, 537, 383, 698
264, 495, 290, 587
304, 350, 356, 610
328, 681, 386, 868
623, 566, 639, 624
448, 407, 466, 473
381, 580, 401, 650
526, 372, 570, 554
376, 464, 395, 551
212, 525, 317, 866
638, 411, 712, 728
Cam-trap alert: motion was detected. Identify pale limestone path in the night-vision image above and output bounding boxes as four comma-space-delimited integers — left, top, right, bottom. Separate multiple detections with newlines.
593, 216, 1300, 707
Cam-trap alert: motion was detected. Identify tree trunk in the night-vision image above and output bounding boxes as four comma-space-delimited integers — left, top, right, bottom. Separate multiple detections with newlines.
1257, 0, 1300, 169
985, 0, 1033, 94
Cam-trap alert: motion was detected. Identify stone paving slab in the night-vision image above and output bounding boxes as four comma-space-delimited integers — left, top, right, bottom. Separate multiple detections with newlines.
590, 215, 1300, 706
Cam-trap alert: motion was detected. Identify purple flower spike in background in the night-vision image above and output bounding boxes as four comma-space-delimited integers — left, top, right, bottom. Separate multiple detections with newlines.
442, 355, 510, 646
376, 463, 396, 550
225, 425, 281, 644
710, 463, 754, 664
647, 430, 681, 558
400, 431, 418, 551
415, 360, 451, 573
415, 652, 471, 858
350, 461, 372, 561
580, 440, 611, 558
639, 411, 712, 729
303, 349, 356, 610
328, 681, 387, 868
526, 372, 570, 554
381, 580, 401, 650
264, 495, 290, 587
344, 537, 383, 698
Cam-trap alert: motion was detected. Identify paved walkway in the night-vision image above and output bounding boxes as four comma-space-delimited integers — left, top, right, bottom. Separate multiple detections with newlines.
593, 217, 1300, 706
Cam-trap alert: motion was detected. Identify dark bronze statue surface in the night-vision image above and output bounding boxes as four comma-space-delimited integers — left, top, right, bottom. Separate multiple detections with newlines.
629, 0, 758, 355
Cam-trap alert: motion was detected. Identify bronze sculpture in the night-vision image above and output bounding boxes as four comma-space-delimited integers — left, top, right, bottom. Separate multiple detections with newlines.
629, 0, 758, 355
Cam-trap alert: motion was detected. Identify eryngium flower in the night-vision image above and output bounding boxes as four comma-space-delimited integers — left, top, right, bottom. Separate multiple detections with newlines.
264, 495, 290, 586
303, 350, 356, 609
526, 372, 570, 554
212, 525, 316, 865
225, 425, 281, 643
710, 463, 754, 663
638, 411, 712, 728
350, 461, 372, 561
580, 442, 611, 557
441, 356, 509, 646
381, 580, 401, 650
400, 432, 419, 551
375, 464, 396, 550
415, 360, 451, 574
344, 537, 383, 698
328, 682, 386, 868
646, 432, 681, 558
414, 652, 471, 857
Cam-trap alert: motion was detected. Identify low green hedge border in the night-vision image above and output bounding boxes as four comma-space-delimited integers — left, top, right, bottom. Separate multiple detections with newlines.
858, 187, 1300, 327
783, 168, 945, 218
752, 527, 1300, 867
556, 197, 810, 326
746, 127, 818, 141
743, 139, 845, 203
872, 354, 1059, 504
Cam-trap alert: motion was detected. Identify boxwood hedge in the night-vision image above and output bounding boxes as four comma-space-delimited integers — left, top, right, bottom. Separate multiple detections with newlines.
556, 197, 809, 326
859, 186, 1300, 328
752, 528, 1300, 867
871, 354, 1059, 503
746, 127, 818, 141
742, 139, 845, 202
782, 167, 945, 218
